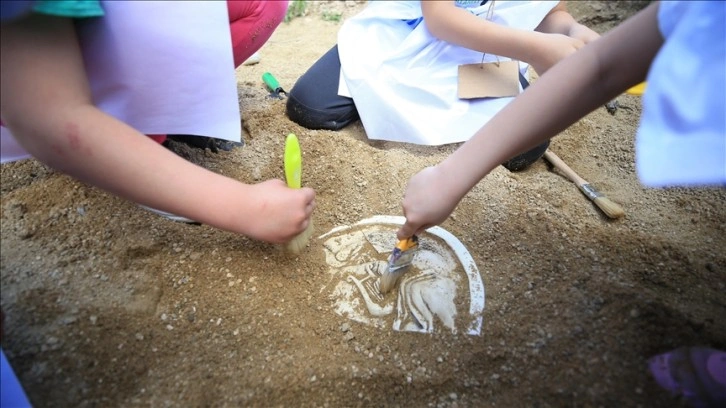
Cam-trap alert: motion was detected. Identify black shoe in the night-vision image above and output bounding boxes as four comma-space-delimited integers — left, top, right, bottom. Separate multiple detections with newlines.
501, 139, 550, 172
166, 135, 243, 153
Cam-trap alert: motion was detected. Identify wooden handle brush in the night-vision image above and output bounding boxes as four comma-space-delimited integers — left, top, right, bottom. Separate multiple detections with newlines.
284, 133, 314, 254
543, 150, 625, 219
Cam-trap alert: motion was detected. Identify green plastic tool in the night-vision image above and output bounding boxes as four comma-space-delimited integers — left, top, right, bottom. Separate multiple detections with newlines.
283, 132, 313, 254
263, 72, 287, 99
284, 133, 301, 189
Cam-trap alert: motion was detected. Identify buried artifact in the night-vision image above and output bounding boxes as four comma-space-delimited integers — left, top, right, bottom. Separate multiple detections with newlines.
319, 216, 485, 335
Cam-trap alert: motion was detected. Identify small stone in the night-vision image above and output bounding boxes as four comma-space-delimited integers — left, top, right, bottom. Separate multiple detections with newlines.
61, 316, 77, 325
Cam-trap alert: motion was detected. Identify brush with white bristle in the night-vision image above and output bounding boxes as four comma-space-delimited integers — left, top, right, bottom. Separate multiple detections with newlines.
379, 236, 419, 294
543, 150, 625, 219
379, 264, 407, 294
283, 133, 314, 254
286, 222, 314, 254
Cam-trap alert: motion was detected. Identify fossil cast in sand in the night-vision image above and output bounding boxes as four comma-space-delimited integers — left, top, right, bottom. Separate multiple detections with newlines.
320, 216, 484, 335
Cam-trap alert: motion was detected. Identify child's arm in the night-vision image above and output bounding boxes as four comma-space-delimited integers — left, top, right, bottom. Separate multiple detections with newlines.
398, 2, 663, 239
535, 2, 600, 44
0, 14, 315, 244
421, 1, 586, 74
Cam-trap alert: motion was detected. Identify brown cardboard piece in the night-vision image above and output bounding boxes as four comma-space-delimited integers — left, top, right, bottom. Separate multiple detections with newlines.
457, 60, 520, 99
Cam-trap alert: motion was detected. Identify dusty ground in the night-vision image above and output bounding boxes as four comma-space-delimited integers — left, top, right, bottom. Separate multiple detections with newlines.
2, 1, 725, 407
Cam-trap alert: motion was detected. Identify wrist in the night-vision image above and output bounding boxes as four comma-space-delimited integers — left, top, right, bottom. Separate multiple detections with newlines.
569, 24, 599, 43
211, 181, 258, 236
176, 174, 252, 235
437, 158, 477, 204
520, 31, 549, 67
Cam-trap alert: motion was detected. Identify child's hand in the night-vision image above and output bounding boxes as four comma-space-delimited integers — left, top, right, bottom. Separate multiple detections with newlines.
397, 165, 460, 240
530, 33, 585, 75
568, 23, 600, 45
244, 179, 316, 244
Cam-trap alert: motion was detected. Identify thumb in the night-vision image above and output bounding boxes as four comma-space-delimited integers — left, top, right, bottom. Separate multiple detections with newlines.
265, 178, 288, 188
299, 186, 316, 202
397, 221, 419, 241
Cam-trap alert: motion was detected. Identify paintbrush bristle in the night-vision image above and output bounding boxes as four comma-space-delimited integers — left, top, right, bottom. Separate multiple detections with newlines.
593, 196, 625, 219
379, 269, 403, 294
285, 222, 314, 254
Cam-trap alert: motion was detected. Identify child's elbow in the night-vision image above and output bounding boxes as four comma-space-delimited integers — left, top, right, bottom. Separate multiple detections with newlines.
422, 18, 444, 40
1, 104, 74, 158
420, 4, 453, 41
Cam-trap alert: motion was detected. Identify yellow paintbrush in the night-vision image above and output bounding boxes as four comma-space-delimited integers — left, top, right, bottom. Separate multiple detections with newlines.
379, 235, 419, 294
284, 133, 313, 254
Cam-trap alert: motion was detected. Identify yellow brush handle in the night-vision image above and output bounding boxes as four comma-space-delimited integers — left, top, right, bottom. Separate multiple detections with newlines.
284, 133, 302, 189
626, 82, 646, 96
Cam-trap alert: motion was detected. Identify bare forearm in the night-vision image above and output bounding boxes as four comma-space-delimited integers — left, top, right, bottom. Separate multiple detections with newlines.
0, 15, 257, 234
7, 106, 259, 232
535, 4, 575, 36
398, 2, 661, 238
2, 14, 316, 244
439, 3, 662, 200
421, 1, 549, 63
536, 7, 600, 43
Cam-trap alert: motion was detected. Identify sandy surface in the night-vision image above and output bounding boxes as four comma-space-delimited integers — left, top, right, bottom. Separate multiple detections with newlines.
2, 1, 725, 407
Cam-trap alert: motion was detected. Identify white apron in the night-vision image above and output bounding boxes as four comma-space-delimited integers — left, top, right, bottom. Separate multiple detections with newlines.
337, 0, 558, 145
1, 1, 240, 164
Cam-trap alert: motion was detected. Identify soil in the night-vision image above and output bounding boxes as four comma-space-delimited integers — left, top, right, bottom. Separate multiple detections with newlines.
2, 2, 724, 407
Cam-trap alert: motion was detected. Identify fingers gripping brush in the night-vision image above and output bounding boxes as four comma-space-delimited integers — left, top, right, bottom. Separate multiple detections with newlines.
284, 133, 313, 254
543, 150, 625, 219
379, 235, 419, 294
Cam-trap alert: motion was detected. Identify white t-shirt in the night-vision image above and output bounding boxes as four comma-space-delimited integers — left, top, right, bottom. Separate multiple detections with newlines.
636, 1, 726, 187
